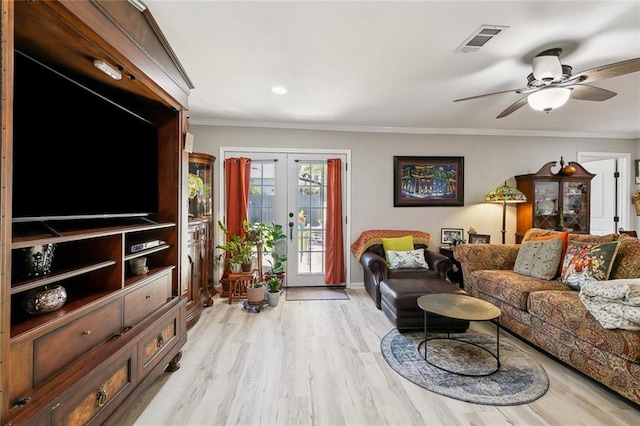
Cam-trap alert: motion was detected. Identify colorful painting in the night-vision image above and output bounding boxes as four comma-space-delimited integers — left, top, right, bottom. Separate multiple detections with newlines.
393, 156, 464, 207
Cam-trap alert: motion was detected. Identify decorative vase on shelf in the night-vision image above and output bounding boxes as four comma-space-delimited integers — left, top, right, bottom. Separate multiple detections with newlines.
22, 284, 67, 314
13, 244, 56, 278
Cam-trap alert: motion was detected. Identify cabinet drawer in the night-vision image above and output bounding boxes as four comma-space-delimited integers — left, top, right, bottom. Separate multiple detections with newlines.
138, 304, 182, 379
53, 353, 133, 426
33, 300, 123, 386
124, 273, 171, 326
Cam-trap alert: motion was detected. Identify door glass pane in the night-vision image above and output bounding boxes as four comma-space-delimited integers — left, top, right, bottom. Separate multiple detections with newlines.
297, 162, 327, 275
248, 161, 275, 225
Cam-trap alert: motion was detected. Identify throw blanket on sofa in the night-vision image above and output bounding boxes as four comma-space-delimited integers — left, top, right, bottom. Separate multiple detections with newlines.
579, 279, 640, 330
350, 229, 431, 261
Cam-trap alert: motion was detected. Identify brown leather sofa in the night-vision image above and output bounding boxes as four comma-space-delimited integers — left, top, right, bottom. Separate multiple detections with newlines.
359, 243, 453, 308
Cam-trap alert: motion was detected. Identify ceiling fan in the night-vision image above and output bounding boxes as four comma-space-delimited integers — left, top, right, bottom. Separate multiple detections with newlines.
454, 48, 640, 119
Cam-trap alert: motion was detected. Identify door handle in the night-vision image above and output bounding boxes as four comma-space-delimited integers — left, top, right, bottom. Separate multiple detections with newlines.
288, 222, 294, 240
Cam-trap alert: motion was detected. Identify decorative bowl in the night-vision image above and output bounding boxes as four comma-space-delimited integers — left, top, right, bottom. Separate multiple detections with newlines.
22, 284, 67, 315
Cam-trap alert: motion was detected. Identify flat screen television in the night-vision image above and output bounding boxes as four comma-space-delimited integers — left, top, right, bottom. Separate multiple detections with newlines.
12, 50, 159, 223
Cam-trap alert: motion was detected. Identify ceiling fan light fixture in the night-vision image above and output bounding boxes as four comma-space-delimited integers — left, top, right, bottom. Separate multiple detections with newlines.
527, 87, 571, 112
532, 54, 563, 80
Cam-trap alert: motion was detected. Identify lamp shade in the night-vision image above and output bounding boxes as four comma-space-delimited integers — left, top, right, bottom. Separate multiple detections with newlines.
532, 54, 563, 80
486, 181, 527, 244
527, 87, 571, 112
485, 182, 527, 204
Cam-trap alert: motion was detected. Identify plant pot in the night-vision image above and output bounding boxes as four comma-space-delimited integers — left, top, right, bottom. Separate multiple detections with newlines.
267, 291, 280, 307
241, 262, 253, 272
247, 285, 265, 304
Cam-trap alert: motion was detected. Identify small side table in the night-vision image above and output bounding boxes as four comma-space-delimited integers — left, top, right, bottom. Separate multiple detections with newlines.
439, 246, 463, 288
227, 272, 254, 304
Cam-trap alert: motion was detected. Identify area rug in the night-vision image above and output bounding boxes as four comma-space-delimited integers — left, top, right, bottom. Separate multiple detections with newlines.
380, 329, 549, 405
285, 287, 350, 301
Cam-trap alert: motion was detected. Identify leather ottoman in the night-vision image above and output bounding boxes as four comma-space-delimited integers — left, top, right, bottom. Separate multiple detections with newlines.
380, 278, 469, 332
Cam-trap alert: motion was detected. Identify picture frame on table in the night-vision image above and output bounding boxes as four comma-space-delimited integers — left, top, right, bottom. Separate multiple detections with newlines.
469, 234, 491, 244
635, 159, 640, 184
441, 228, 464, 245
393, 156, 464, 207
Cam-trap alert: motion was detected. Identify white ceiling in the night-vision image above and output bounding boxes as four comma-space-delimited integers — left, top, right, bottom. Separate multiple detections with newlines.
144, 0, 640, 139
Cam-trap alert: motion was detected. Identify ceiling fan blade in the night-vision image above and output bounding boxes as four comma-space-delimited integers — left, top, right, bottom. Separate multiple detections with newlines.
454, 88, 524, 102
570, 84, 617, 101
496, 97, 529, 119
572, 58, 640, 84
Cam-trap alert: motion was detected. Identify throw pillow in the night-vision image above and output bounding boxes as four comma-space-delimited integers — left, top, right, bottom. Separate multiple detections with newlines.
560, 240, 621, 290
513, 238, 563, 280
532, 231, 569, 276
381, 235, 414, 261
386, 249, 429, 269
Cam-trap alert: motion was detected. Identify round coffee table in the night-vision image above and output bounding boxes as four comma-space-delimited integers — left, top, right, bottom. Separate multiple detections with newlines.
417, 293, 501, 376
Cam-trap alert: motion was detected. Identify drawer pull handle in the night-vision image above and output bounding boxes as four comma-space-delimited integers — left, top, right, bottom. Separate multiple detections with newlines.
157, 334, 165, 348
146, 295, 152, 299
82, 330, 91, 335
96, 386, 107, 407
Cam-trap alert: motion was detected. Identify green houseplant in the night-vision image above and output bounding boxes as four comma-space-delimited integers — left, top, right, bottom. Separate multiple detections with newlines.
261, 223, 288, 280
265, 276, 281, 307
243, 221, 288, 279
216, 220, 255, 272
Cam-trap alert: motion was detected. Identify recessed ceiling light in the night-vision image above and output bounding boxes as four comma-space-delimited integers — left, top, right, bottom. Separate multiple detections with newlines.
272, 86, 287, 94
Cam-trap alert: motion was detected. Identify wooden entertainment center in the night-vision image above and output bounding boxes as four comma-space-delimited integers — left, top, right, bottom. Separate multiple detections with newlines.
1, 1, 193, 424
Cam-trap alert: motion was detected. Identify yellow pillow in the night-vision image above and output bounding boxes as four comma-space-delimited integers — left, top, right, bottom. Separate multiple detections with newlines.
381, 236, 414, 257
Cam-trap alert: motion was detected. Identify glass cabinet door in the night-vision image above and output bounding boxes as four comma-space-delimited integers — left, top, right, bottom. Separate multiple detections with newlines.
562, 180, 588, 232
533, 181, 558, 229
188, 154, 213, 218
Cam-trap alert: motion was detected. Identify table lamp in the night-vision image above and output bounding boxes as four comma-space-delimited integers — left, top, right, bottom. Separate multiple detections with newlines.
485, 181, 527, 244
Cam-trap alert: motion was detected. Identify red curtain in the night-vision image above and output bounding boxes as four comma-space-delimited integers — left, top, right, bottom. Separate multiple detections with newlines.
325, 158, 345, 284
221, 157, 251, 282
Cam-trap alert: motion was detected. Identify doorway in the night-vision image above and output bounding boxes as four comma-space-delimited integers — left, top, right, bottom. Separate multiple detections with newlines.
221, 149, 350, 287
578, 152, 631, 234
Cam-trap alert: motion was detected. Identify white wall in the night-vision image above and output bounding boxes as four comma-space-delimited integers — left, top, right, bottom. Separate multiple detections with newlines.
190, 124, 637, 284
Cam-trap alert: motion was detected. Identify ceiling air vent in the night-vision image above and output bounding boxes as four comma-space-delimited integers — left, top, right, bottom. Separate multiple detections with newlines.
455, 25, 509, 53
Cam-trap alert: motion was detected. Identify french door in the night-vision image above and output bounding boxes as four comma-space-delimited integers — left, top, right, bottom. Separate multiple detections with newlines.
225, 150, 347, 287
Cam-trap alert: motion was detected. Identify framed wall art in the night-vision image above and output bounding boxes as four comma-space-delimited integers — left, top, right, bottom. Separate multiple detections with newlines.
469, 234, 491, 244
393, 156, 464, 207
441, 228, 464, 245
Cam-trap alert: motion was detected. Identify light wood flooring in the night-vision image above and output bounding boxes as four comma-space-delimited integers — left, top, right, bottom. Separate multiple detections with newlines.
121, 288, 640, 426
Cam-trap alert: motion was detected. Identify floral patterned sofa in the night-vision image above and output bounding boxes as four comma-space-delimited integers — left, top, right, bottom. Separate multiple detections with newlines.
454, 228, 640, 405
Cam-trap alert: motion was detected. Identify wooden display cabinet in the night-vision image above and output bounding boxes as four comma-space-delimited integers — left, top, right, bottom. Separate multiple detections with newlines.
515, 160, 595, 243
1, 1, 193, 423
184, 153, 216, 327
189, 153, 216, 295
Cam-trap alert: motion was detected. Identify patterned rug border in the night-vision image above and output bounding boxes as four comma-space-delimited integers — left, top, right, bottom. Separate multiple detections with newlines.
381, 329, 549, 406
285, 287, 350, 301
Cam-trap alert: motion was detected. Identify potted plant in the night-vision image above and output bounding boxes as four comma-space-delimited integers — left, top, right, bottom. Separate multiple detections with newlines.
246, 276, 265, 304
243, 221, 288, 283
216, 220, 255, 272
260, 223, 288, 285
265, 277, 281, 307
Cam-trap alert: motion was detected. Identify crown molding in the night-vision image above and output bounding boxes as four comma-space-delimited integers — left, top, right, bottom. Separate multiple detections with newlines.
188, 118, 639, 140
